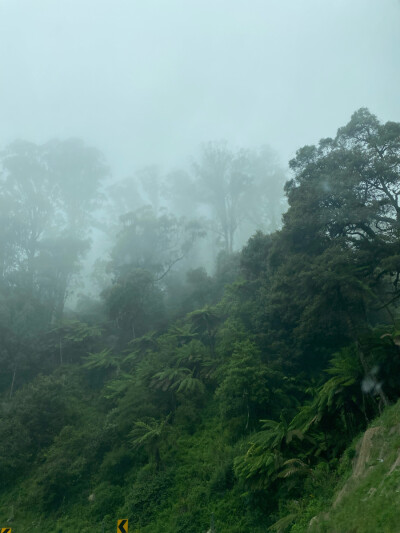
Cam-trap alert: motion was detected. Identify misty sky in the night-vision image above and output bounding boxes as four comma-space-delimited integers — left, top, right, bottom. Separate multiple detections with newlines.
1, 0, 399, 177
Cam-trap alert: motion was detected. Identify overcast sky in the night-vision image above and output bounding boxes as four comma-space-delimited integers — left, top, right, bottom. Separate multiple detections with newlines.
1, 0, 399, 177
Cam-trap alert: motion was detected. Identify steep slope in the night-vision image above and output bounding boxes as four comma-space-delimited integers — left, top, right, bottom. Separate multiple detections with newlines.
289, 400, 400, 533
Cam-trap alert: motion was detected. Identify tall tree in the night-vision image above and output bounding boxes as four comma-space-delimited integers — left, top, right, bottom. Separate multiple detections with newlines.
193, 141, 285, 252
111, 206, 204, 278
0, 139, 108, 322
285, 108, 400, 312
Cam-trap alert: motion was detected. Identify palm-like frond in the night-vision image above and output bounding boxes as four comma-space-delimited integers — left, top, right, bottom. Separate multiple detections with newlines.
104, 372, 135, 399
277, 458, 311, 479
83, 349, 120, 370
234, 447, 283, 488
268, 513, 297, 533
173, 373, 205, 395
130, 414, 171, 450
150, 367, 191, 391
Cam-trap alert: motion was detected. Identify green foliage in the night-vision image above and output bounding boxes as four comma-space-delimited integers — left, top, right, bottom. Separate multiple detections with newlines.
8, 374, 69, 450
124, 466, 174, 527
2, 109, 400, 532
130, 414, 172, 467
98, 446, 134, 485
83, 348, 120, 371
234, 413, 306, 490
87, 482, 124, 518
103, 268, 165, 343
0, 416, 32, 487
216, 340, 273, 430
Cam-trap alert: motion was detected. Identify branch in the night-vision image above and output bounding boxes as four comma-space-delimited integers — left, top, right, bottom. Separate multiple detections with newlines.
155, 255, 184, 282
373, 291, 400, 312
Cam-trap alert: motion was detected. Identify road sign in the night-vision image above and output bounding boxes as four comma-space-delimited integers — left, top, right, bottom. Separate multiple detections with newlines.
117, 519, 128, 533
0, 528, 11, 533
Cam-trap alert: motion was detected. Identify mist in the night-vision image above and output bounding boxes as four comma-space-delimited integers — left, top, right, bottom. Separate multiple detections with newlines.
1, 0, 399, 176
2, 2, 400, 531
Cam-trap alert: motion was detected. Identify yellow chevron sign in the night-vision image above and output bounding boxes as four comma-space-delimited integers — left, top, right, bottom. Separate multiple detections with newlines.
1, 528, 11, 533
117, 519, 128, 533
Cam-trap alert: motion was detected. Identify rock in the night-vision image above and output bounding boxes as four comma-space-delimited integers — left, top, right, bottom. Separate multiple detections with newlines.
333, 426, 382, 509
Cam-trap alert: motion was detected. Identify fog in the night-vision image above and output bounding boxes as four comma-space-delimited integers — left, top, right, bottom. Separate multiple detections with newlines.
1, 0, 399, 175
2, 6, 400, 528
1, 0, 400, 310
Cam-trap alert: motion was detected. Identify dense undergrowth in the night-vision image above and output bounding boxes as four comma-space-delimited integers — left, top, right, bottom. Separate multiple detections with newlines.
1, 109, 400, 532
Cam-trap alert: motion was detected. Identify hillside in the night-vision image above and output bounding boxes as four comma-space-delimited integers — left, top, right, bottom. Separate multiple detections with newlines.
1, 375, 400, 532
288, 400, 400, 533
1, 109, 400, 532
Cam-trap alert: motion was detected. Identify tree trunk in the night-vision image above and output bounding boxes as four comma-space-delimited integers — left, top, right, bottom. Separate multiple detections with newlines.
59, 336, 63, 365
9, 366, 17, 400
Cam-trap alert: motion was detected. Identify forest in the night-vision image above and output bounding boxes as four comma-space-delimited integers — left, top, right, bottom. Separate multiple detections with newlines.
1, 108, 400, 532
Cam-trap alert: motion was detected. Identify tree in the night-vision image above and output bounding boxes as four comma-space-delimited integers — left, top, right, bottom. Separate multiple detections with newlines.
0, 139, 108, 322
34, 235, 90, 322
163, 168, 198, 218
234, 413, 304, 490
215, 340, 273, 431
0, 140, 58, 278
285, 108, 400, 256
239, 109, 400, 373
130, 414, 171, 468
103, 268, 164, 343
193, 141, 286, 252
136, 165, 163, 214
104, 176, 144, 233
111, 206, 204, 278
43, 138, 109, 231
101, 205, 207, 343
193, 142, 250, 253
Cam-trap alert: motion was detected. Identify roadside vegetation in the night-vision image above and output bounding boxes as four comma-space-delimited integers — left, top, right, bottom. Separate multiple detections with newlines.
1, 109, 400, 532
